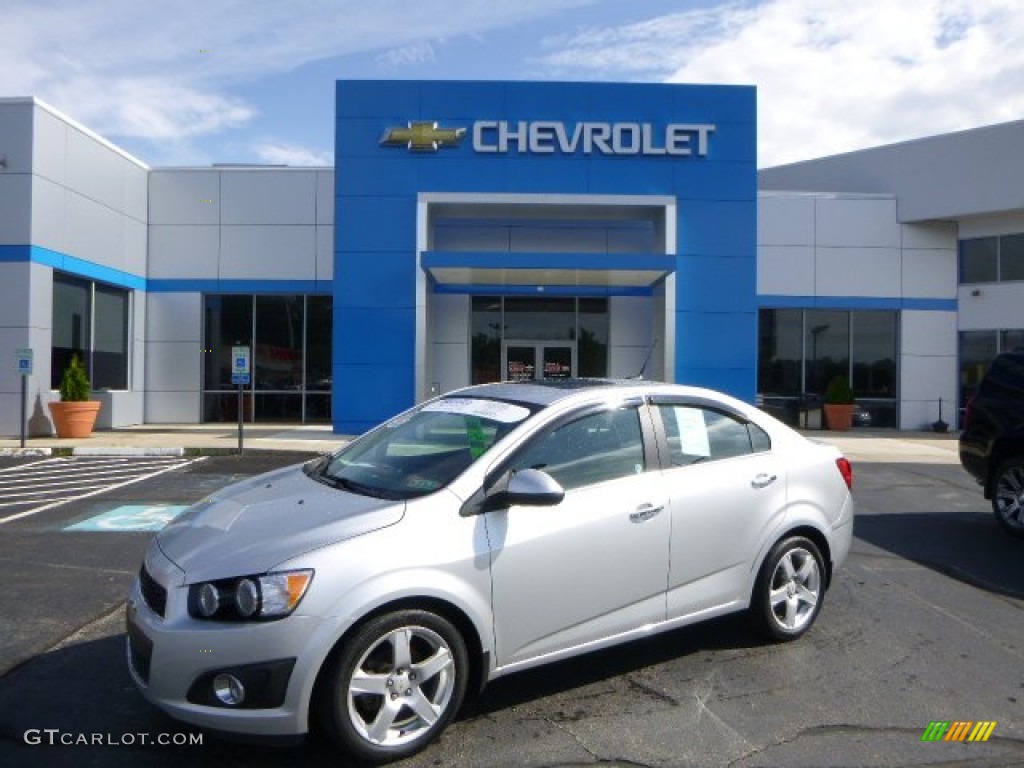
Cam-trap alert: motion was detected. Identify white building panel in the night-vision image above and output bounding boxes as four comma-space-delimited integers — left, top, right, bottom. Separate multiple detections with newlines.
610, 296, 653, 347
758, 195, 815, 246
316, 225, 334, 281
132, 290, 146, 392
957, 283, 1024, 330
31, 104, 68, 184
148, 171, 221, 225
64, 192, 125, 271
0, 101, 34, 175
28, 175, 65, 253
316, 171, 335, 225
901, 310, 957, 356
815, 246, 902, 297
148, 225, 220, 280
959, 212, 1024, 239
221, 171, 317, 225
901, 248, 957, 299
0, 263, 30, 328
0, 174, 32, 245
144, 340, 201, 393
65, 127, 130, 214
899, 354, 958, 430
757, 245, 815, 296
124, 217, 148, 275
28, 262, 53, 332
145, 389, 201, 423
124, 162, 149, 223
609, 344, 650, 379
815, 197, 900, 248
146, 293, 202, 343
430, 294, 469, 344
431, 342, 470, 395
901, 221, 957, 250
220, 226, 317, 280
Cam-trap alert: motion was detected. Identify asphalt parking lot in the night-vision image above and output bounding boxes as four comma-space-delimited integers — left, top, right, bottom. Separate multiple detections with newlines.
0, 444, 1021, 767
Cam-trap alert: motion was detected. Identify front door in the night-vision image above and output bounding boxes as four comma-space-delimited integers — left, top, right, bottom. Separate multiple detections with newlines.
502, 342, 575, 382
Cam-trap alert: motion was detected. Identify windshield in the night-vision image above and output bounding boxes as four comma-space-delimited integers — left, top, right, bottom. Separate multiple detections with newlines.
320, 398, 533, 500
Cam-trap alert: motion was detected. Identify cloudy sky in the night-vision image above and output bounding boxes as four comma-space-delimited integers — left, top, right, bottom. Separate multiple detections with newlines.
3, 0, 1022, 168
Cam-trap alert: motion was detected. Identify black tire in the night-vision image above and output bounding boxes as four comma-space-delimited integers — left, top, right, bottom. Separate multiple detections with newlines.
992, 459, 1024, 539
750, 536, 826, 642
317, 610, 468, 764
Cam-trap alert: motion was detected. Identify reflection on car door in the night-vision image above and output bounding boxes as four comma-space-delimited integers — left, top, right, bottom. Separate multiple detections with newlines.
485, 405, 670, 668
653, 403, 788, 619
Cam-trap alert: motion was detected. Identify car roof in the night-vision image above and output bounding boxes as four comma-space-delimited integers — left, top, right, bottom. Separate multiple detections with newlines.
446, 378, 733, 409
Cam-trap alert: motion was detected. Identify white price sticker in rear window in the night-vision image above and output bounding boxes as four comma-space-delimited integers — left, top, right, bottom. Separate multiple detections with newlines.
424, 398, 530, 424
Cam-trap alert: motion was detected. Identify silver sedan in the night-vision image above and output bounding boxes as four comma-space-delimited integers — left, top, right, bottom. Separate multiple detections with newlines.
126, 379, 854, 763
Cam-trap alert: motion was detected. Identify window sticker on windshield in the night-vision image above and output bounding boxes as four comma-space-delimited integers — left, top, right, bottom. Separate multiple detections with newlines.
423, 398, 530, 424
466, 416, 488, 459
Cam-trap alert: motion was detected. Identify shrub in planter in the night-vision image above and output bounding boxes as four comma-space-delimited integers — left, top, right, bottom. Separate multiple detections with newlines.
823, 375, 855, 431
48, 355, 102, 438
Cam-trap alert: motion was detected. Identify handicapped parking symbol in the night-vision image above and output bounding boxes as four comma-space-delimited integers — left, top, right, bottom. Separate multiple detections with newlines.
65, 505, 188, 532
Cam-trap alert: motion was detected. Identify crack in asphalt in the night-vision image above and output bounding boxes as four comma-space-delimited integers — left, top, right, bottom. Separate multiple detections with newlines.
540, 716, 658, 768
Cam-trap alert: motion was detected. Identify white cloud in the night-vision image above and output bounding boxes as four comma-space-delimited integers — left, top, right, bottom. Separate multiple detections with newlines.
0, 0, 594, 148
253, 141, 332, 166
535, 0, 1024, 166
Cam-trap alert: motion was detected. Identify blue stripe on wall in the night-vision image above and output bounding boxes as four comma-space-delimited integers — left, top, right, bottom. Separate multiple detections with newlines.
0, 245, 332, 295
0, 245, 147, 290
757, 295, 958, 312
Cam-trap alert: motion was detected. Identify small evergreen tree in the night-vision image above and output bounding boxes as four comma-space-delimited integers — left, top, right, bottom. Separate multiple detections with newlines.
59, 354, 91, 402
824, 375, 855, 405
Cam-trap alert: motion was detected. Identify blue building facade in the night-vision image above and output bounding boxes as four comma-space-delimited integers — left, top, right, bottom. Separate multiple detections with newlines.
334, 80, 757, 434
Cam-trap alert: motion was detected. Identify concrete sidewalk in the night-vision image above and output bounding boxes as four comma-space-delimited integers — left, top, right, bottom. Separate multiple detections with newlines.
0, 422, 961, 463
0, 423, 352, 457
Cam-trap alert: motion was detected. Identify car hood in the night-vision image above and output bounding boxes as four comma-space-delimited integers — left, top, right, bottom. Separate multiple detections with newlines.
156, 463, 404, 584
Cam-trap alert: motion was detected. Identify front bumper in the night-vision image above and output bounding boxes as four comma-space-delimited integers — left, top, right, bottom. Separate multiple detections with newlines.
126, 548, 339, 736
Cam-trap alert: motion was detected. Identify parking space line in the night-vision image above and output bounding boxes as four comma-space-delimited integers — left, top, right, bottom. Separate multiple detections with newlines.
0, 457, 205, 525
0, 463, 190, 489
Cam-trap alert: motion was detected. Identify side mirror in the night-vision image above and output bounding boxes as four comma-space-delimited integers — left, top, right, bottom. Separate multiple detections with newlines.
483, 468, 565, 511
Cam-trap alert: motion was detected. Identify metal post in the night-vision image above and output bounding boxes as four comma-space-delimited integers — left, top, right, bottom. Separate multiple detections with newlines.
20, 374, 27, 449
237, 383, 244, 455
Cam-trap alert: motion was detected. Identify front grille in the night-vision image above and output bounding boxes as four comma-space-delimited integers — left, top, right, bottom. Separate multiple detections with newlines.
139, 566, 167, 618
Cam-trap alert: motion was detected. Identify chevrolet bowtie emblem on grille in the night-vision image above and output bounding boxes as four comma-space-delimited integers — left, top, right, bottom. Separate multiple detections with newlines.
379, 121, 467, 152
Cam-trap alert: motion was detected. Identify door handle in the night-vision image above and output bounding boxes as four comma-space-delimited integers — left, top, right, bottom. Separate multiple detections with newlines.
630, 504, 664, 523
751, 473, 778, 489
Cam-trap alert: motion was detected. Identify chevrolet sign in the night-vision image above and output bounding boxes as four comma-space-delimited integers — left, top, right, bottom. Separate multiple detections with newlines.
473, 121, 714, 156
381, 120, 715, 156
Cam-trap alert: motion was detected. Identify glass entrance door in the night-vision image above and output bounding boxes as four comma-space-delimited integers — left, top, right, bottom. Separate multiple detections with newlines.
502, 342, 576, 381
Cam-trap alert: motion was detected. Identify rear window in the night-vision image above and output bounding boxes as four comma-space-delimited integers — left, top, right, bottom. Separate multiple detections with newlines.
979, 355, 1024, 400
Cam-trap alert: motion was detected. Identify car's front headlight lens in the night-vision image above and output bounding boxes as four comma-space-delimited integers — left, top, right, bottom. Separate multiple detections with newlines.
188, 570, 313, 621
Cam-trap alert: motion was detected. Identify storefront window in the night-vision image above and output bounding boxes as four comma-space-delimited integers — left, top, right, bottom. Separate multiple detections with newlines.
203, 294, 331, 423
578, 298, 609, 377
757, 308, 898, 428
470, 297, 502, 384
51, 273, 129, 390
960, 234, 1024, 283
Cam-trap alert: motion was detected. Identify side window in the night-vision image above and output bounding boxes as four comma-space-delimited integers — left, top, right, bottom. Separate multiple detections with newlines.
507, 406, 646, 491
748, 422, 772, 453
657, 405, 754, 466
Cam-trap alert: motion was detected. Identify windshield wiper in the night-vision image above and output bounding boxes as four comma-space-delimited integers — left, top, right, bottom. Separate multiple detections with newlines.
333, 476, 391, 499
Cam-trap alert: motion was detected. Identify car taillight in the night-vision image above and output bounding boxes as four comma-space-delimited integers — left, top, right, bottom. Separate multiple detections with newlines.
836, 457, 853, 490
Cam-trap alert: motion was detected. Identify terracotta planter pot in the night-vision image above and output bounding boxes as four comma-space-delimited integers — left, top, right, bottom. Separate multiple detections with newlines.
823, 403, 854, 431
48, 400, 102, 438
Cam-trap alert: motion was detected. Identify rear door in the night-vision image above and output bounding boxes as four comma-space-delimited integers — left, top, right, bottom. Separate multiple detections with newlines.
650, 400, 788, 618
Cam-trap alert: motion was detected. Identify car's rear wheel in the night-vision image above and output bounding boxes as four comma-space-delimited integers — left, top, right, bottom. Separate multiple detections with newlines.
992, 459, 1024, 538
318, 610, 468, 763
750, 536, 825, 641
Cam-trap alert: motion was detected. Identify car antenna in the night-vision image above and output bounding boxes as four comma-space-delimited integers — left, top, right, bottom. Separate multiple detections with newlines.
628, 338, 658, 380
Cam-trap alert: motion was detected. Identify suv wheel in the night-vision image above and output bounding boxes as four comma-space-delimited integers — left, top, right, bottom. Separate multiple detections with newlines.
992, 459, 1024, 538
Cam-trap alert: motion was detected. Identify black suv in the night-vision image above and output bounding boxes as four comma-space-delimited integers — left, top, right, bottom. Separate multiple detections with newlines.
960, 350, 1024, 538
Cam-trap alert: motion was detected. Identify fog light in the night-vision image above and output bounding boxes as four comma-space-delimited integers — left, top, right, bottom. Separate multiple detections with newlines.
212, 673, 245, 706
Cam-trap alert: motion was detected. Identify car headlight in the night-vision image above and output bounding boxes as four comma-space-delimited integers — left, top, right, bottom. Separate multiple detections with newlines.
188, 570, 313, 621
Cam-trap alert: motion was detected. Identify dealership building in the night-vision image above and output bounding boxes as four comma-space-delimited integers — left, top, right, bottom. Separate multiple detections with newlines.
1, 80, 1022, 436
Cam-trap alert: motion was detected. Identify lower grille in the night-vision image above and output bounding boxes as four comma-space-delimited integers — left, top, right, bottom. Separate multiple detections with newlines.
126, 618, 153, 685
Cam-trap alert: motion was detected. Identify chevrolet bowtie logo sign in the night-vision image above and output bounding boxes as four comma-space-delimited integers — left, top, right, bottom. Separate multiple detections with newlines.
380, 122, 467, 152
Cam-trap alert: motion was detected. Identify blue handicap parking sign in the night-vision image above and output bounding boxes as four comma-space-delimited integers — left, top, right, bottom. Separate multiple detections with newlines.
64, 505, 189, 532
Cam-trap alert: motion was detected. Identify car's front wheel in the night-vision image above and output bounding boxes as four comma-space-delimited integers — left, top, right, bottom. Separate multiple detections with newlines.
992, 459, 1024, 538
318, 609, 469, 763
750, 536, 825, 641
